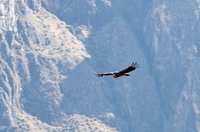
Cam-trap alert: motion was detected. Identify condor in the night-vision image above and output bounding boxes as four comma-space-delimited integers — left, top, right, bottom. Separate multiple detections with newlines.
94, 62, 139, 78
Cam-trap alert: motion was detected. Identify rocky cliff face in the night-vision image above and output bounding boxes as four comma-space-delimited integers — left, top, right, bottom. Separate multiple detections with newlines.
0, 0, 200, 131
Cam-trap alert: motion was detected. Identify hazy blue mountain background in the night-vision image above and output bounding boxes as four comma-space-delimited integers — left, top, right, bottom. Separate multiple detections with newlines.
0, 0, 200, 131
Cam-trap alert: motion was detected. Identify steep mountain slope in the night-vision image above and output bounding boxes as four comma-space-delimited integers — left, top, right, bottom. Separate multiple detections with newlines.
0, 0, 200, 132
144, 1, 200, 131
0, 0, 115, 131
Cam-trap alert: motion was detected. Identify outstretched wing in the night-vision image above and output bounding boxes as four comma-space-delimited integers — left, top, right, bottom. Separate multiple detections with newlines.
93, 72, 114, 77
117, 62, 139, 74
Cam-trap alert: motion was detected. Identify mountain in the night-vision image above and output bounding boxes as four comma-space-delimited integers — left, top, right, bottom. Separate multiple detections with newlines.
0, 0, 200, 131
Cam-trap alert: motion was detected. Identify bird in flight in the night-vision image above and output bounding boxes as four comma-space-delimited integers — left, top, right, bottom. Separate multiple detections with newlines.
93, 62, 139, 78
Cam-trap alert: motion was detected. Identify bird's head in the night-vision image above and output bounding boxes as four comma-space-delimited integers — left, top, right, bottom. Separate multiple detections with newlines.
113, 74, 117, 78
